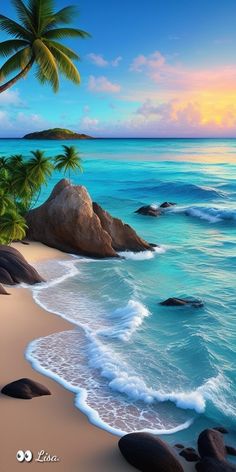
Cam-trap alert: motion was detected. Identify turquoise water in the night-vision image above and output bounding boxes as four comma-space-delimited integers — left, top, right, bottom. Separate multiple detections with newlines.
1, 138, 236, 447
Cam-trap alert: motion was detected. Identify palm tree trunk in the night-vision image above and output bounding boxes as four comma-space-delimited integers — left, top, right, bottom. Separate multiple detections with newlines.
0, 58, 34, 93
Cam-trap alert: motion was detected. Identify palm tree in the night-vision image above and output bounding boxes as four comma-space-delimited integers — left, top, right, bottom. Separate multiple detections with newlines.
54, 145, 83, 180
0, 0, 90, 93
0, 209, 27, 244
27, 150, 53, 185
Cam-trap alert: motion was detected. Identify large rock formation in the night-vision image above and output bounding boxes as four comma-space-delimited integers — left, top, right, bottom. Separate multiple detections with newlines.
118, 433, 184, 472
0, 245, 43, 286
1, 378, 51, 399
26, 180, 153, 258
196, 428, 236, 472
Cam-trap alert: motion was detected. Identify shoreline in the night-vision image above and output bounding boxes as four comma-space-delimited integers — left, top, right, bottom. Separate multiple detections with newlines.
0, 242, 193, 471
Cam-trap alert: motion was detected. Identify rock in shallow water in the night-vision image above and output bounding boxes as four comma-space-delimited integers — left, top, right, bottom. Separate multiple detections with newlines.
26, 179, 153, 258
0, 245, 44, 286
159, 202, 176, 208
160, 297, 204, 308
1, 378, 51, 399
118, 432, 184, 472
135, 205, 161, 217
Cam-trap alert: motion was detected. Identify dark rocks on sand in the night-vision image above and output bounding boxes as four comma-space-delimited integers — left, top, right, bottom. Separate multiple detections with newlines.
1, 378, 51, 399
26, 179, 153, 258
174, 444, 185, 450
196, 457, 236, 471
198, 428, 227, 461
179, 447, 200, 462
160, 297, 204, 308
0, 245, 44, 285
0, 283, 10, 295
118, 432, 184, 472
135, 205, 161, 217
160, 202, 176, 208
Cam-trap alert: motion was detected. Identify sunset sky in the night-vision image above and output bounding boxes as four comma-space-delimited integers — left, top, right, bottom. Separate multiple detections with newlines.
1, 0, 236, 137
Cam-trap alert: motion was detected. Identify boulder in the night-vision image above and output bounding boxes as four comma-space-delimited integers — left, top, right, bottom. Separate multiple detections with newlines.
196, 457, 236, 471
0, 283, 10, 295
135, 205, 161, 217
1, 378, 51, 399
198, 429, 227, 461
160, 297, 204, 308
160, 202, 176, 208
118, 432, 184, 472
26, 180, 153, 258
174, 444, 185, 450
0, 245, 44, 285
93, 202, 151, 252
179, 447, 200, 462
226, 446, 236, 456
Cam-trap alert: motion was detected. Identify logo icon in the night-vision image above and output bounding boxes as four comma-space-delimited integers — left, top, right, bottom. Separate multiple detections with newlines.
16, 450, 33, 462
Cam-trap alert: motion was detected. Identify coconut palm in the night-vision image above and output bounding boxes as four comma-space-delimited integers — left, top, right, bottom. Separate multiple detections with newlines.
0, 0, 90, 93
54, 145, 83, 180
0, 209, 27, 244
27, 150, 53, 185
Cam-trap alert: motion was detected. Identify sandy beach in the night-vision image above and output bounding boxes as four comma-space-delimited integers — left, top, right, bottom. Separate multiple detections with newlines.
0, 242, 194, 472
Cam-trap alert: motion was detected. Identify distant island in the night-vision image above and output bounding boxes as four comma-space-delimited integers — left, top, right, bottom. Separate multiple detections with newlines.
23, 128, 93, 140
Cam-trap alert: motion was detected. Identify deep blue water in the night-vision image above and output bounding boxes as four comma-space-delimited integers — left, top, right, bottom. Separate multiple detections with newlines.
1, 138, 236, 447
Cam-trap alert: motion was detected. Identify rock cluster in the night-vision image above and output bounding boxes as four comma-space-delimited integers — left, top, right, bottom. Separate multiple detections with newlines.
0, 245, 43, 288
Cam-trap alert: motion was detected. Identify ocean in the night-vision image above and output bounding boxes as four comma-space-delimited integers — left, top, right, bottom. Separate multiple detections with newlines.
1, 138, 236, 447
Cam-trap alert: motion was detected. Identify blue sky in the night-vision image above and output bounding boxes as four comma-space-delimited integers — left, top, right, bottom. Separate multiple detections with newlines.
1, 0, 236, 137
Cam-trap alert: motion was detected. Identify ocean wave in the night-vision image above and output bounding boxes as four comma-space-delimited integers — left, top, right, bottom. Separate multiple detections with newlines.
131, 181, 228, 200
119, 246, 166, 260
98, 300, 150, 341
184, 206, 236, 223
26, 329, 194, 436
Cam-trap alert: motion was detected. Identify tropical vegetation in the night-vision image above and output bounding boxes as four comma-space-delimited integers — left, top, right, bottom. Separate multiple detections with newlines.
0, 145, 83, 244
0, 0, 90, 93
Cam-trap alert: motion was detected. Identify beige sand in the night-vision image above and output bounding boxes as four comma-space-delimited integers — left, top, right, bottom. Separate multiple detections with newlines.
0, 242, 194, 472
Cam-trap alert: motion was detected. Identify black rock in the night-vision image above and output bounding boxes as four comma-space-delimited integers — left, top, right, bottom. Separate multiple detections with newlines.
226, 446, 236, 456
198, 428, 227, 461
160, 297, 204, 308
135, 205, 161, 217
118, 432, 184, 472
174, 444, 185, 449
179, 447, 200, 462
0, 245, 44, 285
160, 202, 176, 208
1, 378, 51, 399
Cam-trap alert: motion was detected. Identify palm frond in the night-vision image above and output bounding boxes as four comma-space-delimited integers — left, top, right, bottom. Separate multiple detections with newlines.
43, 40, 79, 60
44, 27, 90, 40
47, 42, 80, 83
0, 39, 29, 57
0, 14, 32, 40
33, 39, 59, 91
27, 0, 54, 34
11, 0, 35, 33
0, 47, 31, 82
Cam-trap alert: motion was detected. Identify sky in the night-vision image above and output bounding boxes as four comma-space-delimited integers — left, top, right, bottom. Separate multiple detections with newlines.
1, 0, 236, 137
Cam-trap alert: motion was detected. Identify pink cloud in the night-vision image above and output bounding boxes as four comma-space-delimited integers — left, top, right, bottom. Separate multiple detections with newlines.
87, 53, 122, 68
88, 75, 121, 93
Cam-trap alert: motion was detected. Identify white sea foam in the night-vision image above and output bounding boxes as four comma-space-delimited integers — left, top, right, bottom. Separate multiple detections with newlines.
99, 300, 150, 341
119, 245, 166, 260
185, 207, 236, 223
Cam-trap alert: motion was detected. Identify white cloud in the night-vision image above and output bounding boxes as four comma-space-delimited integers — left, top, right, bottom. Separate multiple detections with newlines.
81, 116, 99, 127
87, 53, 122, 68
111, 56, 122, 67
0, 89, 23, 106
0, 111, 50, 137
87, 53, 108, 67
88, 75, 121, 93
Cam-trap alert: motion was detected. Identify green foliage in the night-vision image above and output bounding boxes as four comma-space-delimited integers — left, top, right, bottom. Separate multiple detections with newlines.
0, 0, 90, 92
54, 145, 83, 179
0, 145, 83, 244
